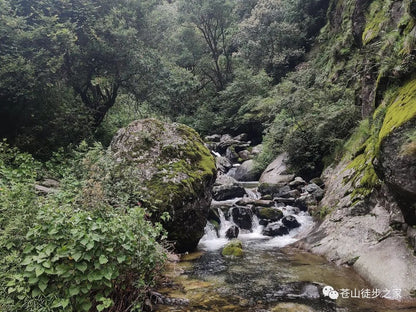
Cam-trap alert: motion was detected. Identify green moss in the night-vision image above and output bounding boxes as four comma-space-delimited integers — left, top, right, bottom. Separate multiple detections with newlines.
221, 240, 243, 257
378, 78, 416, 146
313, 205, 334, 219
257, 208, 283, 221
344, 122, 380, 201
342, 119, 371, 157
362, 0, 391, 45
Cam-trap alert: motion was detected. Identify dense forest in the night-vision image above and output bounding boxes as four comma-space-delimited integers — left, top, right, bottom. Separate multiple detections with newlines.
1, 0, 416, 311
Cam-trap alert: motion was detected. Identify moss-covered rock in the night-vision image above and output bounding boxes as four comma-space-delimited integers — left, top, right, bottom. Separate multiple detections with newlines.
256, 207, 283, 222
221, 240, 243, 257
110, 119, 216, 252
362, 0, 390, 45
378, 78, 416, 146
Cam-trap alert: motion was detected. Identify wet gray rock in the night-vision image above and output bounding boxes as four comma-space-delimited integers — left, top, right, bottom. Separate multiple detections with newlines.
258, 183, 291, 197
236, 198, 274, 207
293, 197, 309, 211
262, 223, 289, 236
233, 133, 248, 141
304, 183, 325, 201
228, 160, 261, 181
231, 206, 253, 230
216, 156, 233, 173
259, 153, 295, 184
309, 177, 325, 188
212, 184, 246, 201
225, 225, 240, 239
288, 189, 301, 198
289, 177, 307, 189
282, 215, 301, 229
274, 197, 296, 205
225, 146, 239, 163
251, 144, 263, 156
238, 150, 251, 161
214, 174, 239, 186
205, 134, 221, 142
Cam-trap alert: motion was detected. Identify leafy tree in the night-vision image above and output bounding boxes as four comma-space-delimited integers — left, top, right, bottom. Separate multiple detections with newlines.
178, 0, 236, 91
238, 0, 328, 81
0, 0, 192, 155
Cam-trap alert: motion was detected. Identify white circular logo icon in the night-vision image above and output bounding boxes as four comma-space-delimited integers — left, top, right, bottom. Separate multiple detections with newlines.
323, 285, 339, 300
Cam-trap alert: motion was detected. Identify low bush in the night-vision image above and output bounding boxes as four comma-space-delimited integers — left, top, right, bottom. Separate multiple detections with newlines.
0, 142, 167, 312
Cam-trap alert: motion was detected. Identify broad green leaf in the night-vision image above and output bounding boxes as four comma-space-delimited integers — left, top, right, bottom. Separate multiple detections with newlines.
35, 266, 45, 277
38, 280, 48, 292
72, 251, 82, 261
86, 241, 94, 250
55, 265, 68, 276
23, 245, 34, 254
42, 260, 52, 268
81, 301, 92, 311
75, 262, 88, 273
21, 256, 33, 266
69, 285, 80, 297
28, 277, 39, 285
103, 267, 113, 280
117, 255, 126, 263
32, 288, 41, 297
99, 255, 108, 264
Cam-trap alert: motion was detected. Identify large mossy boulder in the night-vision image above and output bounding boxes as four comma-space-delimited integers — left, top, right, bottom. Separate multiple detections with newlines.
110, 119, 217, 252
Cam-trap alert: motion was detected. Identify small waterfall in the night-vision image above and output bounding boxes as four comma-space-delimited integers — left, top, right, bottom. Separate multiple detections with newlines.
218, 209, 233, 238
251, 214, 263, 235
244, 188, 261, 200
203, 221, 219, 240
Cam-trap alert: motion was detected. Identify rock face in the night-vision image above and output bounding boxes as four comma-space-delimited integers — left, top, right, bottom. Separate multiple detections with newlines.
259, 153, 295, 184
228, 159, 261, 181
377, 119, 416, 225
110, 119, 216, 252
298, 160, 416, 298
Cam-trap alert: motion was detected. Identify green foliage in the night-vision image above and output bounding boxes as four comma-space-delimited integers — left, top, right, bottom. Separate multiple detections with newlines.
177, 0, 236, 92
238, 0, 328, 81
314, 205, 334, 219
0, 142, 167, 311
362, 0, 391, 45
186, 66, 272, 135
258, 65, 358, 178
0, 0, 195, 157
8, 206, 164, 312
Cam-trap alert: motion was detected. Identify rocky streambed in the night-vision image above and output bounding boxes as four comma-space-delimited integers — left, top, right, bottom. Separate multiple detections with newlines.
153, 133, 416, 312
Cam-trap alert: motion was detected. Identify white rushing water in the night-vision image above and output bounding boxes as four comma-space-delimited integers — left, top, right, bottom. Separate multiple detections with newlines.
198, 204, 315, 251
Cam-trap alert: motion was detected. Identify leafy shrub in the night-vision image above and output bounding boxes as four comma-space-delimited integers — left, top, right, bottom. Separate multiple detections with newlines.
0, 142, 167, 312
8, 206, 165, 312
